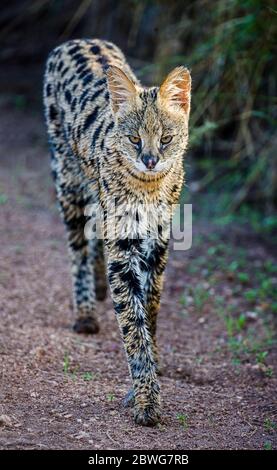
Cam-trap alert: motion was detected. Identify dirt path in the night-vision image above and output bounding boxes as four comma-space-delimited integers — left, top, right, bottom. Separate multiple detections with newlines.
0, 105, 276, 450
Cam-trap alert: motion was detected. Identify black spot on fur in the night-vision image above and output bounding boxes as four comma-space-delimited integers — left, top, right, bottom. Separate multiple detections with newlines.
65, 90, 72, 104
94, 78, 106, 88
71, 97, 77, 112
120, 270, 142, 298
135, 316, 144, 328
67, 75, 75, 85
49, 104, 58, 120
76, 125, 82, 140
73, 53, 87, 65
150, 88, 158, 99
76, 64, 87, 75
114, 286, 123, 295
80, 88, 89, 103
90, 45, 100, 54
79, 69, 91, 80
105, 121, 114, 135
57, 60, 64, 72
116, 239, 141, 252
92, 120, 104, 149
97, 56, 108, 67
144, 242, 168, 274
62, 80, 68, 91
83, 73, 93, 86
83, 106, 99, 131
61, 66, 69, 77
46, 83, 52, 97
68, 45, 80, 55
103, 178, 109, 191
90, 87, 104, 103
109, 260, 123, 275
80, 97, 89, 112
114, 302, 126, 315
122, 325, 129, 336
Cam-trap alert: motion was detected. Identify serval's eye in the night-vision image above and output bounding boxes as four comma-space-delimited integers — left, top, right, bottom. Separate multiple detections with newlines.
128, 135, 141, 145
161, 135, 173, 145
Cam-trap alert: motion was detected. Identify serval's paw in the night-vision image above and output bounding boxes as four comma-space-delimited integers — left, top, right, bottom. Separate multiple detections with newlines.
134, 403, 161, 426
73, 317, 99, 334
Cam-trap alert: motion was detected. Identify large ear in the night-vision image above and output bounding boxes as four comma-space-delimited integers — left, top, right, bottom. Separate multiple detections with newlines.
159, 66, 191, 115
106, 66, 137, 113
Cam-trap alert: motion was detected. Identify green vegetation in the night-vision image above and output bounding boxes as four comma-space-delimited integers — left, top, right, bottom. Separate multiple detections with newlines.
264, 441, 272, 450
176, 413, 189, 430
63, 352, 70, 375
181, 226, 276, 369
63, 353, 97, 382
0, 194, 8, 205
225, 314, 247, 337
264, 418, 276, 433
180, 285, 210, 313
107, 393, 115, 402
82, 371, 95, 381
256, 351, 268, 365
265, 367, 273, 378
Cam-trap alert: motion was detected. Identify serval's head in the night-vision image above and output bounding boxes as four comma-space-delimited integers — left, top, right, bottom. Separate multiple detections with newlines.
107, 65, 191, 178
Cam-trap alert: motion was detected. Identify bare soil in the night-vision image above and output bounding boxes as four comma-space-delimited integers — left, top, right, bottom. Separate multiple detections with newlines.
0, 103, 276, 450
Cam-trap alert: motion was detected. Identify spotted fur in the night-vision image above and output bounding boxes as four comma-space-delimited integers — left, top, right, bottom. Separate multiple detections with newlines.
43, 39, 191, 426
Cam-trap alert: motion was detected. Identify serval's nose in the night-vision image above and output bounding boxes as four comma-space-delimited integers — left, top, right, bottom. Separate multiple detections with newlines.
141, 154, 159, 170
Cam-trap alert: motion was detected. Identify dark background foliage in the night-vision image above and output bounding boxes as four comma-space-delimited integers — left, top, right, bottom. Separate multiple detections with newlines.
1, 0, 276, 234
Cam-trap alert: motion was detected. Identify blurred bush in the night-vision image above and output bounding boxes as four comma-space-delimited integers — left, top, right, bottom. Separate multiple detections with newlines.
150, 0, 276, 219
0, 0, 276, 224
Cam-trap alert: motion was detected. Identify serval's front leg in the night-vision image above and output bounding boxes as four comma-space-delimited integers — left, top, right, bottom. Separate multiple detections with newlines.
106, 239, 160, 426
143, 237, 170, 372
